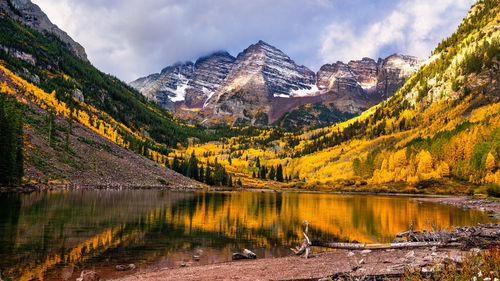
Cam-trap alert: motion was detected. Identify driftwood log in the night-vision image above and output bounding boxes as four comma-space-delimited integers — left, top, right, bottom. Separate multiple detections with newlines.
292, 222, 500, 257
232, 249, 257, 260
396, 221, 500, 250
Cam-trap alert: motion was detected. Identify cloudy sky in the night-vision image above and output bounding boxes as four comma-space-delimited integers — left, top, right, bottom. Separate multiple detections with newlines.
32, 0, 475, 82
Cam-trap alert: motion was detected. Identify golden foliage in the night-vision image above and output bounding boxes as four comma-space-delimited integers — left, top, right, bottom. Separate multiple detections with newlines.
486, 152, 496, 172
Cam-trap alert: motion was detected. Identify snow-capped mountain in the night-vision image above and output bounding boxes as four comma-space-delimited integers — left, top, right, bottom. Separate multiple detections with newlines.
129, 51, 236, 110
130, 41, 422, 128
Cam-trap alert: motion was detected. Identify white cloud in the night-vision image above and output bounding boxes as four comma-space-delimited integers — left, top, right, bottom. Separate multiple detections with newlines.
31, 0, 473, 81
319, 0, 474, 63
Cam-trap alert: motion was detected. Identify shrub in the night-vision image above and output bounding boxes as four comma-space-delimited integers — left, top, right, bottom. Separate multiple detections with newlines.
404, 245, 500, 281
156, 177, 168, 185
486, 183, 500, 197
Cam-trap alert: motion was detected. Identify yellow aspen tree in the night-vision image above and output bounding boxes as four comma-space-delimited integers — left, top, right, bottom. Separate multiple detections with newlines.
437, 162, 450, 177
393, 148, 407, 169
485, 152, 495, 172
417, 150, 433, 174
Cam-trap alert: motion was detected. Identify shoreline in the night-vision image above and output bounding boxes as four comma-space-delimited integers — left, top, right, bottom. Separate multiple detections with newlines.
3, 184, 498, 218
0, 182, 489, 197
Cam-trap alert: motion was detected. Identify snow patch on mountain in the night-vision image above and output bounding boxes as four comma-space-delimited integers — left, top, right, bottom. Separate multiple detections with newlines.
290, 84, 320, 97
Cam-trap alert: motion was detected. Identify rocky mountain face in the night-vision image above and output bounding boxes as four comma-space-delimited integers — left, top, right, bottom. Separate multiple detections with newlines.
0, 0, 88, 61
129, 62, 195, 109
129, 51, 235, 111
131, 41, 422, 129
374, 54, 423, 101
200, 40, 316, 126
214, 40, 316, 99
276, 54, 422, 130
316, 55, 423, 104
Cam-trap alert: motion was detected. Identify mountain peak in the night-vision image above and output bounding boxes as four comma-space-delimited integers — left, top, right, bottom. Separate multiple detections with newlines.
195, 50, 234, 66
252, 40, 280, 51
256, 40, 269, 46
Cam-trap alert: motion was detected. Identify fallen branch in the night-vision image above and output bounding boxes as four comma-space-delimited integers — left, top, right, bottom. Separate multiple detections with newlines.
309, 240, 461, 250
232, 249, 257, 260
292, 222, 500, 257
290, 221, 312, 258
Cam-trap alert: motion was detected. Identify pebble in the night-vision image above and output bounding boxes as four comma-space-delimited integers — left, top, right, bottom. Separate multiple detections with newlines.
361, 249, 372, 254
422, 268, 433, 273
405, 250, 416, 260
471, 248, 481, 254
449, 255, 463, 264
347, 251, 355, 257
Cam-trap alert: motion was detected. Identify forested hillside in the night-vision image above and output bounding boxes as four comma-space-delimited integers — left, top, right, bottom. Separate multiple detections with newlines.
175, 0, 500, 194
0, 7, 245, 186
0, 0, 498, 192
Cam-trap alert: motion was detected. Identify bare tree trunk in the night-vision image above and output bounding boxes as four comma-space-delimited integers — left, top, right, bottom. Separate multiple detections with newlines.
310, 240, 461, 250
291, 222, 499, 257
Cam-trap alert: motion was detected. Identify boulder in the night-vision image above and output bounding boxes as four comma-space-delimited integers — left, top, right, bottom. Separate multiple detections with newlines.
72, 88, 85, 103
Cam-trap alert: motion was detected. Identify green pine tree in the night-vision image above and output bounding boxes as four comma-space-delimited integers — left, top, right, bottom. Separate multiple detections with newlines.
268, 166, 276, 180
276, 164, 284, 182
0, 94, 24, 185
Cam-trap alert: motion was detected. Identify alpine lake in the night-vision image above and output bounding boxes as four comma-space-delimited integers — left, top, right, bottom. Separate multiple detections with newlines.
0, 189, 496, 280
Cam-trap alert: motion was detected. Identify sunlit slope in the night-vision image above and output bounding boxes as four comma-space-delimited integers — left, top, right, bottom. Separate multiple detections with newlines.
0, 12, 211, 148
181, 0, 499, 192
289, 0, 500, 187
0, 64, 205, 186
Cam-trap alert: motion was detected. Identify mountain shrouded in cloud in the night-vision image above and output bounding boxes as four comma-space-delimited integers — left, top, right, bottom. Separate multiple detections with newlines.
31, 0, 474, 82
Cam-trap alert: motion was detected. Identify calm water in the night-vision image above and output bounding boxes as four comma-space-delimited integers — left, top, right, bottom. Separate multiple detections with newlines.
0, 190, 496, 280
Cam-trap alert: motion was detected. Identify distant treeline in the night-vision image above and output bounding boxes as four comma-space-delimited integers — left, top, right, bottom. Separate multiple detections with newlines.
170, 153, 237, 187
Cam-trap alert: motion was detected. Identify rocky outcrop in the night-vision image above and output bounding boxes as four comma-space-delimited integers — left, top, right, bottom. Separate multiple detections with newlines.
0, 0, 88, 61
72, 88, 84, 103
0, 44, 36, 65
374, 54, 423, 101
